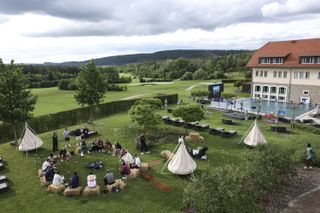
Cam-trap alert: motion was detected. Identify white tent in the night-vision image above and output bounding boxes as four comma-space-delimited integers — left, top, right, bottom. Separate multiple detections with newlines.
242, 119, 267, 147
18, 123, 43, 152
166, 142, 197, 175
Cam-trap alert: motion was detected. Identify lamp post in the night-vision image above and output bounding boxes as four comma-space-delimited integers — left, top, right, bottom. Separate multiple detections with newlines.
291, 100, 295, 128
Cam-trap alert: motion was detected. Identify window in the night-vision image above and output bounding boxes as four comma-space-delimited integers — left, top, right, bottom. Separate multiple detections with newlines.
259, 57, 284, 64
278, 96, 285, 101
273, 71, 277, 77
255, 85, 261, 92
270, 87, 277, 93
300, 56, 320, 64
283, 71, 287, 78
294, 72, 298, 79
305, 72, 310, 79
260, 71, 263, 77
254, 94, 261, 98
303, 90, 309, 95
279, 87, 286, 94
264, 71, 267, 77
255, 71, 259, 77
263, 86, 269, 93
278, 71, 282, 78
299, 71, 304, 79
262, 94, 268, 99
270, 95, 276, 100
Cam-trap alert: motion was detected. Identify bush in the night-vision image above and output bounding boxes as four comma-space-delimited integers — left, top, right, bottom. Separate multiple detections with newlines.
222, 79, 238, 83
294, 123, 320, 134
181, 72, 193, 80
107, 84, 127, 91
0, 94, 178, 143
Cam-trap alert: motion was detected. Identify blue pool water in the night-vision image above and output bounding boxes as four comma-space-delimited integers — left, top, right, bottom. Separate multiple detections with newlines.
210, 98, 315, 119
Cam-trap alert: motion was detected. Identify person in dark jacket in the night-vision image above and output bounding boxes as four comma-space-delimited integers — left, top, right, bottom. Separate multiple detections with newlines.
45, 166, 55, 182
52, 131, 58, 152
104, 170, 115, 185
140, 134, 150, 155
69, 172, 80, 188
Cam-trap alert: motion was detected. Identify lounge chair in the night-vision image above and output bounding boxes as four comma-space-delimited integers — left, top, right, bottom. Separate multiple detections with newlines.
221, 118, 234, 125
0, 175, 7, 183
270, 125, 287, 133
0, 182, 8, 193
188, 121, 199, 129
194, 124, 210, 131
162, 116, 173, 124
221, 130, 237, 138
208, 127, 225, 135
0, 162, 4, 170
171, 118, 185, 127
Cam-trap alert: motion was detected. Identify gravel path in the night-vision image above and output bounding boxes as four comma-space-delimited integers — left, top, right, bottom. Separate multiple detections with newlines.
261, 167, 320, 213
185, 82, 212, 91
121, 94, 146, 100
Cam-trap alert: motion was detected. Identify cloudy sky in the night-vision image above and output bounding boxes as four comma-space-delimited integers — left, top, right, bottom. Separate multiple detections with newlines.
0, 0, 319, 63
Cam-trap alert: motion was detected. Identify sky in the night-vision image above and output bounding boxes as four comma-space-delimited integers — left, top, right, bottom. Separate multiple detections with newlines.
0, 0, 320, 63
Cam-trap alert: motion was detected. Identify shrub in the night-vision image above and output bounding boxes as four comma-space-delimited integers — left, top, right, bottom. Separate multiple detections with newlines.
181, 72, 193, 80
107, 84, 127, 91
294, 123, 320, 134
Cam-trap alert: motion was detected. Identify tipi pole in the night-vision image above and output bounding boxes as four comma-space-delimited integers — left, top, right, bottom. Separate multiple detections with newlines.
160, 141, 180, 175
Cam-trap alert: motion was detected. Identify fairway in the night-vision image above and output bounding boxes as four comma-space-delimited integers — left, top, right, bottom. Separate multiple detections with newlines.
31, 80, 249, 116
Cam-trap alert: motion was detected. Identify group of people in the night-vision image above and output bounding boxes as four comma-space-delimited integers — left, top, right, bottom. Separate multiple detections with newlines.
52, 128, 71, 152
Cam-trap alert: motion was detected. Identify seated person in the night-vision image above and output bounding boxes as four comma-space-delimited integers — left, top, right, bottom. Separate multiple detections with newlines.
120, 161, 131, 179
69, 172, 80, 188
188, 146, 208, 159
52, 171, 64, 185
59, 148, 67, 161
115, 142, 122, 155
42, 159, 51, 172
47, 153, 56, 165
45, 166, 55, 182
121, 150, 134, 165
105, 139, 113, 154
87, 172, 97, 188
82, 128, 89, 139
80, 141, 88, 153
130, 154, 141, 169
97, 139, 104, 152
90, 140, 99, 152
104, 170, 115, 185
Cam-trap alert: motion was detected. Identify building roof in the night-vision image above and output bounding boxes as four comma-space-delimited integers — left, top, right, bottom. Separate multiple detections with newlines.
247, 38, 320, 68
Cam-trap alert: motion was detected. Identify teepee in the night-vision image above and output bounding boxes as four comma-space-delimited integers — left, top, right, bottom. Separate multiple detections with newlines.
241, 119, 267, 147
165, 142, 197, 175
18, 123, 43, 152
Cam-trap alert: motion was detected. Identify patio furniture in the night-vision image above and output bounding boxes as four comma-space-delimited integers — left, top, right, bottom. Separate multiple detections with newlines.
271, 125, 287, 133
208, 127, 225, 135
88, 130, 98, 137
0, 157, 2, 162
0, 175, 7, 183
0, 182, 8, 193
221, 130, 237, 138
193, 124, 210, 131
162, 116, 173, 124
188, 121, 199, 129
223, 112, 245, 120
0, 162, 4, 170
171, 118, 185, 127
221, 118, 234, 125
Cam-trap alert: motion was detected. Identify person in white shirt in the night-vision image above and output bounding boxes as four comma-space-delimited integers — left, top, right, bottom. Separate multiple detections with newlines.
178, 136, 184, 144
42, 159, 50, 172
131, 154, 141, 169
87, 172, 97, 188
63, 128, 71, 148
52, 172, 64, 185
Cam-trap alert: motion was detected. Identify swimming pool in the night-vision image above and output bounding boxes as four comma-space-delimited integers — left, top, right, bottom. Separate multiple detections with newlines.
209, 98, 315, 119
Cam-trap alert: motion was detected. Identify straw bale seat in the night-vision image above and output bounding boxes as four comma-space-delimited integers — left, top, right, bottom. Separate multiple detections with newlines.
48, 184, 65, 193
38, 169, 45, 177
128, 168, 140, 179
40, 177, 51, 188
106, 179, 126, 192
63, 186, 82, 196
161, 150, 173, 160
83, 185, 100, 196
140, 163, 149, 172
185, 132, 204, 142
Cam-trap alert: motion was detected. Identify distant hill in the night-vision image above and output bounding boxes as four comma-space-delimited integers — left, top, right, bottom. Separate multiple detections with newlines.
44, 49, 249, 66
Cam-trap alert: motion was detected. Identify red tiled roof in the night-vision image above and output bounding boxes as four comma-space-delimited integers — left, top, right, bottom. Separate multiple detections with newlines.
247, 38, 320, 68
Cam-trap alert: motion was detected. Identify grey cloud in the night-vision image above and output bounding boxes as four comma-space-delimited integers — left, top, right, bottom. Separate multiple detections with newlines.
1, 0, 317, 37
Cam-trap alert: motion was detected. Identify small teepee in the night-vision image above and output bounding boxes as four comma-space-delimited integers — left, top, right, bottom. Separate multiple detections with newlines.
241, 119, 267, 147
18, 123, 43, 152
162, 142, 197, 175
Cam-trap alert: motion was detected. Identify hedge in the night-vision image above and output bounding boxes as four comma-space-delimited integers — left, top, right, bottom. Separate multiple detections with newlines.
294, 122, 320, 134
221, 79, 238, 83
0, 94, 178, 143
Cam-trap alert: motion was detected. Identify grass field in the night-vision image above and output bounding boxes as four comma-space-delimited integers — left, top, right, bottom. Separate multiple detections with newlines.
0, 104, 319, 213
31, 80, 249, 116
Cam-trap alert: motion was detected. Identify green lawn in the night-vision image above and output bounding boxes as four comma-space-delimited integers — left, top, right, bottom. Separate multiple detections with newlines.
0, 107, 318, 213
31, 80, 249, 116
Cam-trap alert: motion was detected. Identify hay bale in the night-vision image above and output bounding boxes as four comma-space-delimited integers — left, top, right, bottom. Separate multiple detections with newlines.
83, 185, 100, 196
39, 177, 51, 188
106, 179, 126, 192
128, 168, 140, 179
48, 184, 65, 193
140, 163, 149, 171
63, 186, 82, 196
161, 150, 173, 160
38, 169, 45, 177
75, 147, 81, 155
186, 132, 204, 142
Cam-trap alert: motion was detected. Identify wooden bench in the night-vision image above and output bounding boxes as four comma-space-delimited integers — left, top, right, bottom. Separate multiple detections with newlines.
221, 118, 234, 125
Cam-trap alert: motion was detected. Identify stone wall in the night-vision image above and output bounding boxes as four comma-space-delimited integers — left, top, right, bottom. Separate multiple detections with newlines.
289, 84, 320, 104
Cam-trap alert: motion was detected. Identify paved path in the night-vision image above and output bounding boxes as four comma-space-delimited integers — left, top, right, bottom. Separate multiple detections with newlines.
185, 82, 212, 91
282, 186, 320, 213
121, 94, 145, 100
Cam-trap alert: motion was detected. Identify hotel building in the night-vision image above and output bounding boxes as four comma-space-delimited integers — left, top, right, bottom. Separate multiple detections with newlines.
247, 38, 320, 104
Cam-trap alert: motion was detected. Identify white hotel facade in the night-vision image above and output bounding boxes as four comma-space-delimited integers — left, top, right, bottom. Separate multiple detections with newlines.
247, 38, 320, 104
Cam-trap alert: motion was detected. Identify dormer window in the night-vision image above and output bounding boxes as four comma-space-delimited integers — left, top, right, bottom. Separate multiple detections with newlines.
300, 56, 320, 64
259, 57, 284, 64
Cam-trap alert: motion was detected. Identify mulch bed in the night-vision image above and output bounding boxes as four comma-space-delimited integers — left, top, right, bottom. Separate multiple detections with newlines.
154, 181, 172, 193
140, 171, 155, 181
